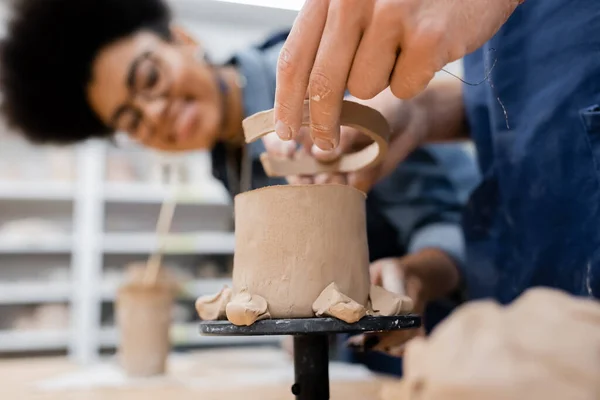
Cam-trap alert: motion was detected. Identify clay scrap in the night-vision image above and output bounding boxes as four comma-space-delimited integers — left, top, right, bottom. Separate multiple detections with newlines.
312, 282, 367, 323
225, 290, 271, 326
195, 282, 415, 326
369, 284, 413, 316
381, 288, 600, 400
195, 286, 232, 321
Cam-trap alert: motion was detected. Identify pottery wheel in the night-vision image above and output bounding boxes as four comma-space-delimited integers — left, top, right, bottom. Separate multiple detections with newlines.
199, 315, 421, 400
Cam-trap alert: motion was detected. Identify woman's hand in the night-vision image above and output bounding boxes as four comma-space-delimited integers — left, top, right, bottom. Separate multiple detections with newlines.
274, 0, 521, 150
350, 248, 461, 356
359, 257, 428, 356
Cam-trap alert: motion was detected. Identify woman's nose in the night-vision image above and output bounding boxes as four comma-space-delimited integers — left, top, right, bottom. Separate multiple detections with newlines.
138, 97, 168, 126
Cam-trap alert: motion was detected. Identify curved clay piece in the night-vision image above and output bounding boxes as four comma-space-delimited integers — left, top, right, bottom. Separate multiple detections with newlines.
242, 100, 390, 177
195, 286, 232, 321
232, 184, 370, 318
312, 283, 367, 324
225, 290, 271, 326
369, 285, 414, 316
384, 288, 600, 400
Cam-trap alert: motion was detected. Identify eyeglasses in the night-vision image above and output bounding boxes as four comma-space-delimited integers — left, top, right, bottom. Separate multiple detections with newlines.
110, 51, 172, 142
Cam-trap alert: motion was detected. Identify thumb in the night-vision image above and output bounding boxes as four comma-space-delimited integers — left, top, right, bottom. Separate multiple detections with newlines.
312, 126, 375, 163
262, 132, 297, 157
369, 263, 383, 286
311, 143, 344, 163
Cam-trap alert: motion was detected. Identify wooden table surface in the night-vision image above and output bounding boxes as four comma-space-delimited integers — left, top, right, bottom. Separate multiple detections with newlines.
0, 347, 395, 400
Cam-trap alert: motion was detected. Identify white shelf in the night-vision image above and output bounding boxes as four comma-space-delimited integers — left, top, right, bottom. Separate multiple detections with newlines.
102, 232, 235, 254
181, 278, 232, 296
100, 278, 232, 301
0, 105, 236, 361
0, 330, 69, 352
104, 182, 231, 205
0, 181, 74, 201
0, 282, 71, 304
98, 324, 279, 348
0, 236, 72, 253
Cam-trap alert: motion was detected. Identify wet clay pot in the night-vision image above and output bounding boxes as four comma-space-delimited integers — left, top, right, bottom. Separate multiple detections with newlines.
115, 282, 173, 377
230, 100, 391, 319
232, 183, 371, 318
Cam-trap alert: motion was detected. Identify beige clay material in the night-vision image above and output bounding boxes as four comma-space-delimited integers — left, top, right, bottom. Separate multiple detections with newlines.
195, 286, 232, 321
312, 283, 367, 323
382, 288, 600, 400
116, 283, 173, 377
225, 290, 271, 326
231, 184, 371, 318
242, 100, 390, 177
369, 284, 413, 316
125, 262, 179, 292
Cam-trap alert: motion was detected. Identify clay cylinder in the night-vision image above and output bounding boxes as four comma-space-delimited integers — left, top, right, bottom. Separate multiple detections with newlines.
232, 184, 371, 318
115, 283, 173, 377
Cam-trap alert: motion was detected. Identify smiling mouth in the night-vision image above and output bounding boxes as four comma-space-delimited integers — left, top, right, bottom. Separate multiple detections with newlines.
169, 99, 199, 144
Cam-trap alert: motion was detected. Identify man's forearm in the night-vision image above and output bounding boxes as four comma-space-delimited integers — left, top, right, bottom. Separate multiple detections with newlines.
349, 78, 468, 143
409, 77, 469, 143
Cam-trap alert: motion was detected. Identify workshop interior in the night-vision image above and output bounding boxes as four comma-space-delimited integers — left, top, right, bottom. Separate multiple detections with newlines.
0, 0, 599, 399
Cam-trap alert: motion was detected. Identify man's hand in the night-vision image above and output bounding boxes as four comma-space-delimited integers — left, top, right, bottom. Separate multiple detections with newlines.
306, 125, 382, 192
265, 81, 466, 191
262, 122, 385, 189
274, 0, 521, 150
261, 127, 317, 184
298, 91, 426, 192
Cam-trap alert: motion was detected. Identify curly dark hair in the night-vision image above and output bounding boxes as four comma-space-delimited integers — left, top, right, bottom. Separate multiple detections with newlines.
0, 0, 172, 145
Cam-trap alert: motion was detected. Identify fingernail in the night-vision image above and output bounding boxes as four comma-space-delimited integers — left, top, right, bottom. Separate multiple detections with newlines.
364, 336, 380, 351
275, 121, 292, 140
283, 140, 297, 157
314, 137, 334, 150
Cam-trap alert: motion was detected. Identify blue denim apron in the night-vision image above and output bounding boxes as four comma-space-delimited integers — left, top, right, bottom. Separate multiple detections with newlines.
462, 0, 600, 303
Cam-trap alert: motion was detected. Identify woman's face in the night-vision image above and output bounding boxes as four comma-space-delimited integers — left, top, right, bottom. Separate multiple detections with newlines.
86, 29, 222, 152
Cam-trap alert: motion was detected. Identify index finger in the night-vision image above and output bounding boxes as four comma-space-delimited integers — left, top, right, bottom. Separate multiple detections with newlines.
308, 0, 365, 150
274, 0, 329, 141
312, 125, 373, 163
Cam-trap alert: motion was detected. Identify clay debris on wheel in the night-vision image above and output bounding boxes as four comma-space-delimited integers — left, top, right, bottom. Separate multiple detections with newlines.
196, 282, 414, 326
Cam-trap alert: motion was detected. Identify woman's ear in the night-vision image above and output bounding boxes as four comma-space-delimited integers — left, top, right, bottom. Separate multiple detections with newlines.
171, 25, 207, 61
171, 25, 196, 44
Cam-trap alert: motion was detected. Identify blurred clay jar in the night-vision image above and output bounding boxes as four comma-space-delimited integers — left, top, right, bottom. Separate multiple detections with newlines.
231, 184, 371, 318
116, 282, 174, 377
